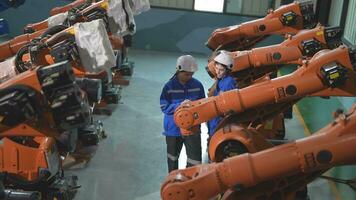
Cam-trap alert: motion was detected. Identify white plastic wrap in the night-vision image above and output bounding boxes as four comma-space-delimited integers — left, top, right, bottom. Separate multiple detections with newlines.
130, 0, 150, 15
74, 19, 116, 73
0, 57, 18, 84
108, 0, 136, 36
48, 12, 68, 28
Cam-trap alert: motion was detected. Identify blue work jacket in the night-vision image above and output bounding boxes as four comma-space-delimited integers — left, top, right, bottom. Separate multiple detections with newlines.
160, 76, 205, 136
208, 75, 237, 135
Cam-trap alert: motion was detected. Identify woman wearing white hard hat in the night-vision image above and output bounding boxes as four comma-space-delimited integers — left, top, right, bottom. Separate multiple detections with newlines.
159, 55, 205, 172
207, 50, 238, 139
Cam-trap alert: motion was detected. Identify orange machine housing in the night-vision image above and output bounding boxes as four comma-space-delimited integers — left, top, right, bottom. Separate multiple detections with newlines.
0, 62, 84, 199
0, 30, 45, 62
0, 62, 76, 181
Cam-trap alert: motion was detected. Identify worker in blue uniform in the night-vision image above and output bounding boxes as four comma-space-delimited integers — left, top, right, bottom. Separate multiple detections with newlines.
160, 55, 205, 172
207, 50, 237, 139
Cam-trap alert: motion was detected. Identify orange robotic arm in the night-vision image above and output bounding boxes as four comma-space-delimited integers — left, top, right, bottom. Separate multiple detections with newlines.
24, 0, 108, 33
1, 0, 120, 64
207, 26, 343, 84
207, 1, 316, 51
0, 62, 83, 197
0, 30, 46, 62
162, 105, 356, 200
175, 46, 356, 134
0, 60, 91, 133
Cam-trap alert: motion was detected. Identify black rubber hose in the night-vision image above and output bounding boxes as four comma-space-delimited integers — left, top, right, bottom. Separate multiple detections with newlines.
82, 7, 106, 20
40, 25, 68, 39
14, 44, 30, 73
45, 31, 73, 47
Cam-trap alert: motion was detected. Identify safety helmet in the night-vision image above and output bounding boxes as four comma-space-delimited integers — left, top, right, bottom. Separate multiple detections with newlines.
213, 50, 233, 69
176, 55, 198, 72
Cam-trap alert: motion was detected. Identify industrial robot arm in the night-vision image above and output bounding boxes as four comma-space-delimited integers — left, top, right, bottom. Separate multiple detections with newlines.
162, 104, 356, 200
0, 0, 123, 63
206, 26, 343, 85
0, 60, 91, 134
0, 61, 85, 198
175, 46, 356, 134
206, 1, 316, 51
0, 30, 45, 62
24, 0, 108, 33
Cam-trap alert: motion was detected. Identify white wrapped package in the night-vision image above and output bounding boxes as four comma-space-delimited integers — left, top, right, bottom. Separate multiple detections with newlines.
130, 0, 150, 15
74, 19, 116, 73
108, 0, 136, 36
0, 57, 18, 84
48, 12, 68, 28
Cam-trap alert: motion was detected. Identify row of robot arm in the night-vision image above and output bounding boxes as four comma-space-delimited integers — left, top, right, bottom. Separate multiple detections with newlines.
0, 24, 108, 104
0, 0, 148, 199
206, 25, 343, 86
0, 0, 114, 62
176, 46, 356, 134
162, 104, 356, 200
0, 1, 119, 198
0, 0, 131, 106
0, 0, 132, 99
23, 0, 108, 34
162, 1, 356, 199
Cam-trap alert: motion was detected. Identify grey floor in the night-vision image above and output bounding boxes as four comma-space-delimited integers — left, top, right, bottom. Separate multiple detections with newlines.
69, 49, 336, 200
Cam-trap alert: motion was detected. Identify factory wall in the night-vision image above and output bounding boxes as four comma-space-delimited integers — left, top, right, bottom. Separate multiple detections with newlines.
132, 7, 284, 56
0, 0, 68, 37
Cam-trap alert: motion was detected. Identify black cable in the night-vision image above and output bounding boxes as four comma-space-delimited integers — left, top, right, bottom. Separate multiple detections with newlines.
40, 25, 68, 39
14, 44, 30, 73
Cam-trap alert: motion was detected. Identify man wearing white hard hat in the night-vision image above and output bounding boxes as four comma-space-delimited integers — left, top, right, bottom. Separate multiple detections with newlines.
207, 50, 238, 140
159, 55, 205, 172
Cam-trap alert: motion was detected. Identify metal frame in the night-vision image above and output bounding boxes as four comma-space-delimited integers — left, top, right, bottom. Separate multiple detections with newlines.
339, 0, 356, 46
316, 0, 331, 25
339, 0, 349, 33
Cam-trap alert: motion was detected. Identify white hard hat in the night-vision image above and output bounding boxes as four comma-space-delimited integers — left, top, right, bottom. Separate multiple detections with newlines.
214, 50, 233, 69
176, 55, 198, 72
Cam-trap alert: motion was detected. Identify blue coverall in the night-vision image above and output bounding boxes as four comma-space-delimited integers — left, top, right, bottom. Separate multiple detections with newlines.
160, 75, 205, 172
207, 75, 237, 136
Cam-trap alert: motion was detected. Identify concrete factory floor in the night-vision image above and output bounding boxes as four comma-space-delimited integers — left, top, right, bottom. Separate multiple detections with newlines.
68, 49, 343, 200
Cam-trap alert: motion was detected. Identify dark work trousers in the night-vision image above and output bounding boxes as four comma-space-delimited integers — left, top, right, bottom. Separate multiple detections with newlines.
165, 134, 202, 173
207, 135, 212, 162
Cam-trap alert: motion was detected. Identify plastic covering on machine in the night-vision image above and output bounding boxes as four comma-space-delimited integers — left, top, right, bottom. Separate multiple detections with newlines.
130, 0, 150, 15
107, 0, 136, 36
48, 12, 68, 28
74, 19, 116, 73
0, 57, 18, 84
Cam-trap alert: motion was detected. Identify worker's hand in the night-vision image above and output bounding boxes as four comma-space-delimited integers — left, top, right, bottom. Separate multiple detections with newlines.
180, 99, 191, 107
181, 126, 200, 136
